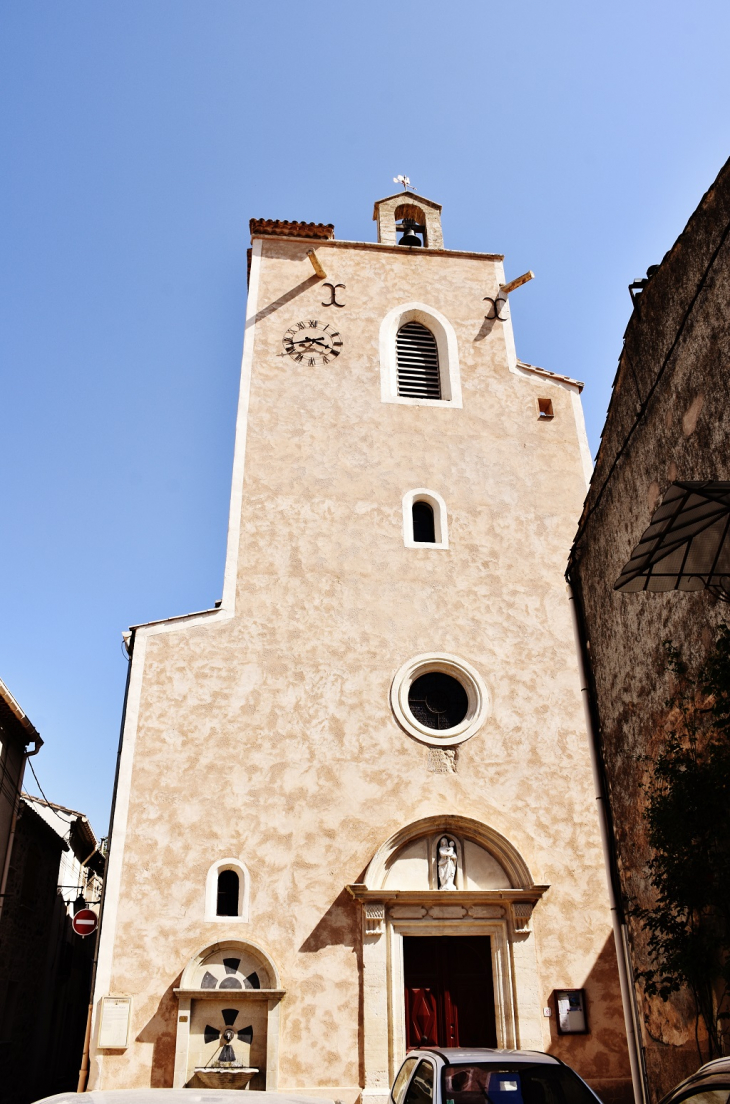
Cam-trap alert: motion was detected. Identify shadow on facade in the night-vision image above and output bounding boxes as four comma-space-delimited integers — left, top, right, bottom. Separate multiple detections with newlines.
545, 934, 632, 1104
299, 887, 360, 954
136, 975, 181, 1087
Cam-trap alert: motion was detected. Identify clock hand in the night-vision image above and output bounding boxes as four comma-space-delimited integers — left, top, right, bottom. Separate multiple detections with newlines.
290, 336, 329, 349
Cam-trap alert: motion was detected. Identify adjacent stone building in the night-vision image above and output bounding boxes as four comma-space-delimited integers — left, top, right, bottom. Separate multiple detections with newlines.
0, 678, 42, 926
90, 192, 632, 1102
0, 680, 105, 1103
568, 156, 730, 1101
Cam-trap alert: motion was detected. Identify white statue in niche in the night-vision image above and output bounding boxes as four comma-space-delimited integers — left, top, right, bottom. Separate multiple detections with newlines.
437, 836, 458, 890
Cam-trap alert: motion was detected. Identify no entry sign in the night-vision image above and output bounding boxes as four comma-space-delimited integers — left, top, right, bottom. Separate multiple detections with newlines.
72, 908, 98, 938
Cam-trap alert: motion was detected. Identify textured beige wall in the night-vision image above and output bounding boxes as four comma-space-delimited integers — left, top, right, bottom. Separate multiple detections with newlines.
90, 234, 630, 1101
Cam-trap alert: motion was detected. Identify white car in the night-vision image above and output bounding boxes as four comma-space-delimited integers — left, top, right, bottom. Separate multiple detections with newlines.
391, 1048, 602, 1104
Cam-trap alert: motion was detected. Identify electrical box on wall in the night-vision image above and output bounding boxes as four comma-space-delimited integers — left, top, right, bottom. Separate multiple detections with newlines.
554, 989, 588, 1034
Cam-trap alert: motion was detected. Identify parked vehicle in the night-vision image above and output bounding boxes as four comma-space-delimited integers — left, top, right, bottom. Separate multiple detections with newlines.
658, 1057, 730, 1104
391, 1048, 602, 1104
33, 1093, 334, 1104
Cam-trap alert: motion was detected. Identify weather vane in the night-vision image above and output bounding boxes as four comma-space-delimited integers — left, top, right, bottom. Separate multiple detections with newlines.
393, 175, 413, 192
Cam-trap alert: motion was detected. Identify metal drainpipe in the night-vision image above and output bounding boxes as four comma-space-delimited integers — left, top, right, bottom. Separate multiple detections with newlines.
567, 583, 647, 1104
0, 734, 43, 926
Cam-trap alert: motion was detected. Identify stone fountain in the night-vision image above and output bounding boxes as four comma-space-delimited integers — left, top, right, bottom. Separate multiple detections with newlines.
194, 1026, 258, 1089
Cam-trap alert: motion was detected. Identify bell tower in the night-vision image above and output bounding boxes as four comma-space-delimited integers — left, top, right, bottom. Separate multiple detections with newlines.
373, 190, 444, 248
90, 190, 632, 1104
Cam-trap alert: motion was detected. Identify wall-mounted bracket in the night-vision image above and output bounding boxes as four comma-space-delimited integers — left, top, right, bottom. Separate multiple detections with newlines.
484, 270, 534, 322
499, 270, 534, 295
307, 249, 326, 279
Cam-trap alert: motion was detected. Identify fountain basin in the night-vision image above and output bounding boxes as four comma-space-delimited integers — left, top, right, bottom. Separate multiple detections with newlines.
193, 1066, 258, 1090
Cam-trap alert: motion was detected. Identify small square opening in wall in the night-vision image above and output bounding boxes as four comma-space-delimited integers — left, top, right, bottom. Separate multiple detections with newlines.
538, 398, 554, 419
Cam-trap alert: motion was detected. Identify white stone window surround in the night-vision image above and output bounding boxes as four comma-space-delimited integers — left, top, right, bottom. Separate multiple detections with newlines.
402, 489, 449, 549
205, 858, 251, 922
390, 652, 490, 747
380, 302, 462, 408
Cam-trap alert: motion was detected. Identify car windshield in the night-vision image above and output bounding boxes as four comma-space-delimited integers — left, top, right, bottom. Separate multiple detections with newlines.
442, 1063, 597, 1104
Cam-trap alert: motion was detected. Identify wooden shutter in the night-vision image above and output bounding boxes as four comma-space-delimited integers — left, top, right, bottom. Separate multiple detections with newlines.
396, 322, 441, 399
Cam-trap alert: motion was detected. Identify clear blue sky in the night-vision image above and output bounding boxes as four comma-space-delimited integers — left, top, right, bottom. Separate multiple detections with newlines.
2, 1, 729, 834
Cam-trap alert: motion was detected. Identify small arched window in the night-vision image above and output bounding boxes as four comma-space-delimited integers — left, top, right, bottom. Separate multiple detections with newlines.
217, 869, 240, 916
205, 858, 250, 922
412, 501, 436, 543
402, 490, 449, 549
396, 322, 441, 400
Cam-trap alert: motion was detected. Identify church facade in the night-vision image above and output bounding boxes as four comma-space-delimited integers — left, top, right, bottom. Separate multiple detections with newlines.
90, 193, 632, 1104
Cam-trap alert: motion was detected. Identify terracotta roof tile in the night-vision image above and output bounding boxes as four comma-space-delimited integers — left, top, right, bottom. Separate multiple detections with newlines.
249, 218, 334, 241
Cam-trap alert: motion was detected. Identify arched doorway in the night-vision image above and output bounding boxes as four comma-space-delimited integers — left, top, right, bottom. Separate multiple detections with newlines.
347, 815, 548, 1099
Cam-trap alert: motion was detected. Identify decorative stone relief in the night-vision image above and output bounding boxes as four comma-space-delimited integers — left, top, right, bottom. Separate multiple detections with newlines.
512, 902, 535, 931
390, 906, 427, 919
468, 905, 505, 919
428, 905, 467, 919
437, 836, 458, 890
364, 903, 385, 936
427, 747, 457, 773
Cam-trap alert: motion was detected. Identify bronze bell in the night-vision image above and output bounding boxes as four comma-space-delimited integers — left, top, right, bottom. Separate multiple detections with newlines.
398, 219, 423, 247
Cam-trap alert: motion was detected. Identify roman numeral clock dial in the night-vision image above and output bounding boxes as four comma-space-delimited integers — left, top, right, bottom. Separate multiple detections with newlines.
279, 320, 343, 366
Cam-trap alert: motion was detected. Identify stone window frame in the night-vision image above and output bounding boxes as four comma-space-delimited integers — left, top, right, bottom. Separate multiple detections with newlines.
380, 302, 462, 408
402, 489, 449, 550
205, 858, 250, 923
390, 652, 490, 747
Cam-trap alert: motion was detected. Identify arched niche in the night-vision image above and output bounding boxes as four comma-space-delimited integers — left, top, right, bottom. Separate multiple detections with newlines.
179, 938, 279, 991
363, 814, 534, 891
173, 940, 283, 1090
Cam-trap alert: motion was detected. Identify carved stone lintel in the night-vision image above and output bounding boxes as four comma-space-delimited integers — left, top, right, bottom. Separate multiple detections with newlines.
364, 903, 385, 936
468, 905, 505, 919
390, 906, 428, 919
512, 901, 534, 931
429, 905, 467, 919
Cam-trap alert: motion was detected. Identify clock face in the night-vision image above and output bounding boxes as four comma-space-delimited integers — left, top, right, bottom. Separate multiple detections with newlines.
280, 320, 343, 366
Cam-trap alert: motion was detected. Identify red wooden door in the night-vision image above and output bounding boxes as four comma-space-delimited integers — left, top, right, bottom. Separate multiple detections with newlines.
406, 986, 439, 1047
403, 936, 497, 1048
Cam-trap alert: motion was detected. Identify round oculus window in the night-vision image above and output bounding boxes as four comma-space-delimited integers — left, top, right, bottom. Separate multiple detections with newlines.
408, 672, 468, 730
390, 653, 490, 746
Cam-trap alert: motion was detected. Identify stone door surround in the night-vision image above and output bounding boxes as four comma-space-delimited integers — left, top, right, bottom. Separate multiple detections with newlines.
348, 815, 549, 1104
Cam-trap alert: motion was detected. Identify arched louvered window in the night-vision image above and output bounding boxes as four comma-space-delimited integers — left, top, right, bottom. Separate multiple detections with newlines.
396, 322, 441, 399
217, 869, 240, 917
412, 501, 436, 543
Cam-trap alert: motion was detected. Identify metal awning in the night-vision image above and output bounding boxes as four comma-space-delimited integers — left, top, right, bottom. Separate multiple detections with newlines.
614, 481, 730, 601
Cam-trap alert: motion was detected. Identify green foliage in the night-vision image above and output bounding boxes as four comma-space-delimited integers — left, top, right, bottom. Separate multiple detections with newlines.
635, 624, 730, 1058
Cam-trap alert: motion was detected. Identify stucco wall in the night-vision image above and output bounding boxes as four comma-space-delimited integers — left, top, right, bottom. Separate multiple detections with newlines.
569, 155, 730, 1100
90, 231, 630, 1100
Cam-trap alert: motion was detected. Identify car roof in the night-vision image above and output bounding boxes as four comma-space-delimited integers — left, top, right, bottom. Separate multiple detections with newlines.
411, 1048, 561, 1066
34, 1092, 335, 1104
658, 1058, 730, 1104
